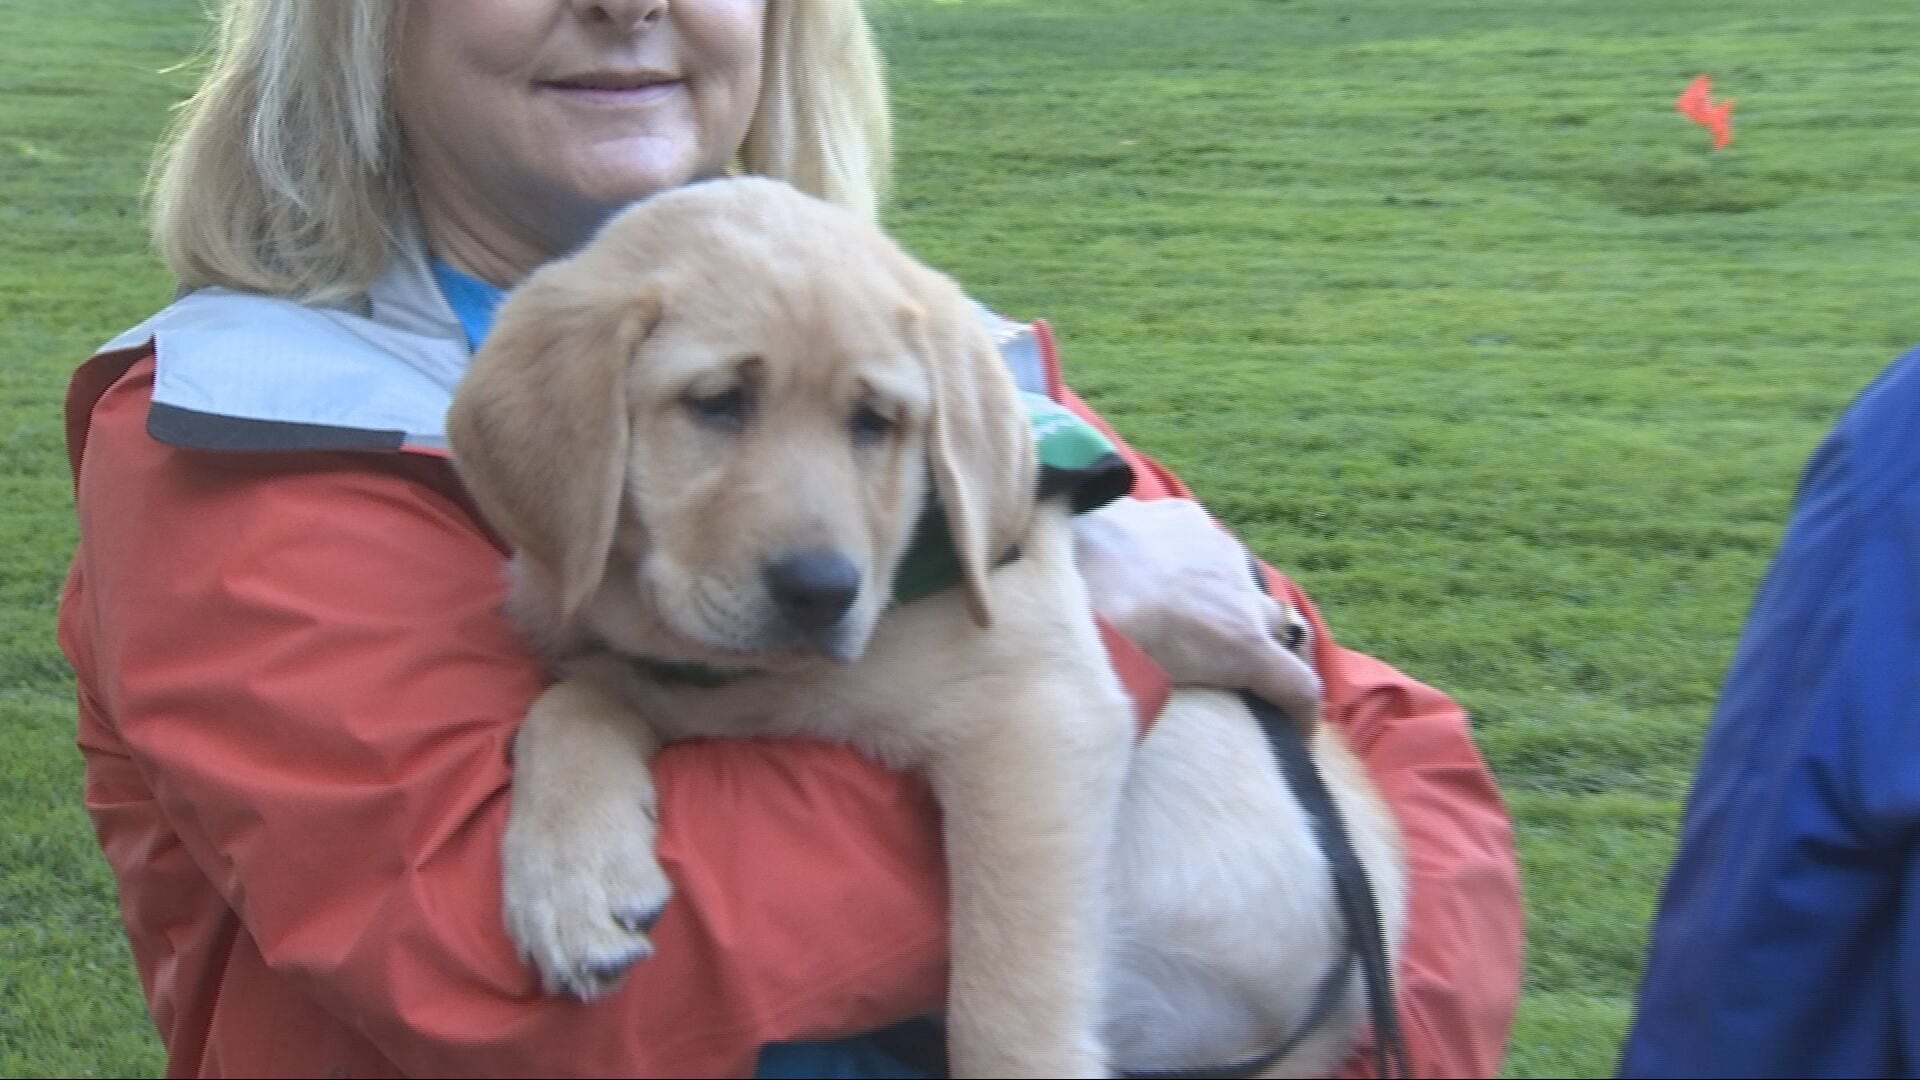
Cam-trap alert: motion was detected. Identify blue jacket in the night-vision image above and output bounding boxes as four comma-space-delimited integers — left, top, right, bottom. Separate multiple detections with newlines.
1619, 347, 1920, 1077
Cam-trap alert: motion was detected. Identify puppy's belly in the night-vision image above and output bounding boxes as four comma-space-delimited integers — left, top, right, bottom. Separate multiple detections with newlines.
1103, 689, 1372, 1074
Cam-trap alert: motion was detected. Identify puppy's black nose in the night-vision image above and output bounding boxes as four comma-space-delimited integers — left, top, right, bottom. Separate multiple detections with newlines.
764, 550, 861, 633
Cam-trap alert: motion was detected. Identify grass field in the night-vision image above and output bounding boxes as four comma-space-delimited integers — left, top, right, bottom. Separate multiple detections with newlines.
5, 1, 1919, 1076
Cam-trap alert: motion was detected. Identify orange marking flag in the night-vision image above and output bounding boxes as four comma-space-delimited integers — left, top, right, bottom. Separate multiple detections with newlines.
1676, 74, 1735, 150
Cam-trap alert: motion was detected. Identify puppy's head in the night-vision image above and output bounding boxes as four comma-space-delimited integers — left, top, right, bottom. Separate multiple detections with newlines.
447, 177, 1035, 666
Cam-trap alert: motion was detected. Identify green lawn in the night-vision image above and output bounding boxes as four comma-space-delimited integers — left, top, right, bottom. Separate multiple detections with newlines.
5, 1, 1918, 1076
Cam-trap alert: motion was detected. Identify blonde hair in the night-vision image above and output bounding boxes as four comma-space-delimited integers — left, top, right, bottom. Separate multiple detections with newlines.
150, 0, 893, 302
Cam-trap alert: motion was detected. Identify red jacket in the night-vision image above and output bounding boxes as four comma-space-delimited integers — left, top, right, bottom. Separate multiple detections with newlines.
59, 319, 1521, 1078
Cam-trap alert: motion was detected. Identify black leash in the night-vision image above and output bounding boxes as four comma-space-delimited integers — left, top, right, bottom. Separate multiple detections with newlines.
1124, 560, 1409, 1079
1238, 676, 1409, 1079
831, 560, 1413, 1080
1249, 555, 1407, 1079
1119, 937, 1354, 1079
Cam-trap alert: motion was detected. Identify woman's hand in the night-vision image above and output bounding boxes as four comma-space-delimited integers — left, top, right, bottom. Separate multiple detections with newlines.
1071, 497, 1322, 730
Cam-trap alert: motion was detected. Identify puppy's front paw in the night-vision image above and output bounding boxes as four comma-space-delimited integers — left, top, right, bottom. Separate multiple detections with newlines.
501, 788, 673, 1001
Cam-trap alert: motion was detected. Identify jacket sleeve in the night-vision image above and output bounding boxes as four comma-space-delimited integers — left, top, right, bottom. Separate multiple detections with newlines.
67, 358, 953, 1077
1056, 386, 1525, 1079
1618, 411, 1920, 1078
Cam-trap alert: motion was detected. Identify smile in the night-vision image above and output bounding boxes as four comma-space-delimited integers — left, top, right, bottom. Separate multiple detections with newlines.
539, 77, 684, 106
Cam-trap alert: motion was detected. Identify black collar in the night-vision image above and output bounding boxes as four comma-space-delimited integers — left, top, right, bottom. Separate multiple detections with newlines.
625, 654, 762, 689
575, 630, 765, 690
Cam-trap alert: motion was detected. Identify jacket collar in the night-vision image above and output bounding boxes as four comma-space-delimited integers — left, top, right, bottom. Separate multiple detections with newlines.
100, 212, 472, 455
99, 211, 1052, 457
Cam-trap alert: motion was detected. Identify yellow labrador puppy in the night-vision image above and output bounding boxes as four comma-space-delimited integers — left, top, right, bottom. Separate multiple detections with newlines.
447, 177, 1405, 1078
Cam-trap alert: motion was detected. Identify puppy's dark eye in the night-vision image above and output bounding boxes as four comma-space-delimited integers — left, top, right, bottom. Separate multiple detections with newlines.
850, 403, 894, 446
683, 386, 751, 433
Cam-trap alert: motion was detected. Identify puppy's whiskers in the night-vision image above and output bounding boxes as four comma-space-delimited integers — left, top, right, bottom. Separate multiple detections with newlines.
683, 579, 766, 653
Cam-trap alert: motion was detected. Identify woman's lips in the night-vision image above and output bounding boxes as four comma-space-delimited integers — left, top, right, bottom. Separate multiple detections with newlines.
539, 77, 683, 106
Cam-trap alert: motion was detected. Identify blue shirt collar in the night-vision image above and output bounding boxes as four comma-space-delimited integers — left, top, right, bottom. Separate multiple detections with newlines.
431, 260, 507, 352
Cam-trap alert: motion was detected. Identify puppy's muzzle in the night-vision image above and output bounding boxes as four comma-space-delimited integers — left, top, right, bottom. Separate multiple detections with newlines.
763, 550, 862, 655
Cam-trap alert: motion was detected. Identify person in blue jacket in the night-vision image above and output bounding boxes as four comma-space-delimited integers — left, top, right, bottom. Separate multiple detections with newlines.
1619, 346, 1920, 1077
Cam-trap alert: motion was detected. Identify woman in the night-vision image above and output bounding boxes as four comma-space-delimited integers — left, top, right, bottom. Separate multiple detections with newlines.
58, 1, 1522, 1075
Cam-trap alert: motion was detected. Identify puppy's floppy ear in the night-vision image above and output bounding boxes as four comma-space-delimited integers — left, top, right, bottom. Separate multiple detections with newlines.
906, 289, 1037, 627
447, 276, 659, 621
